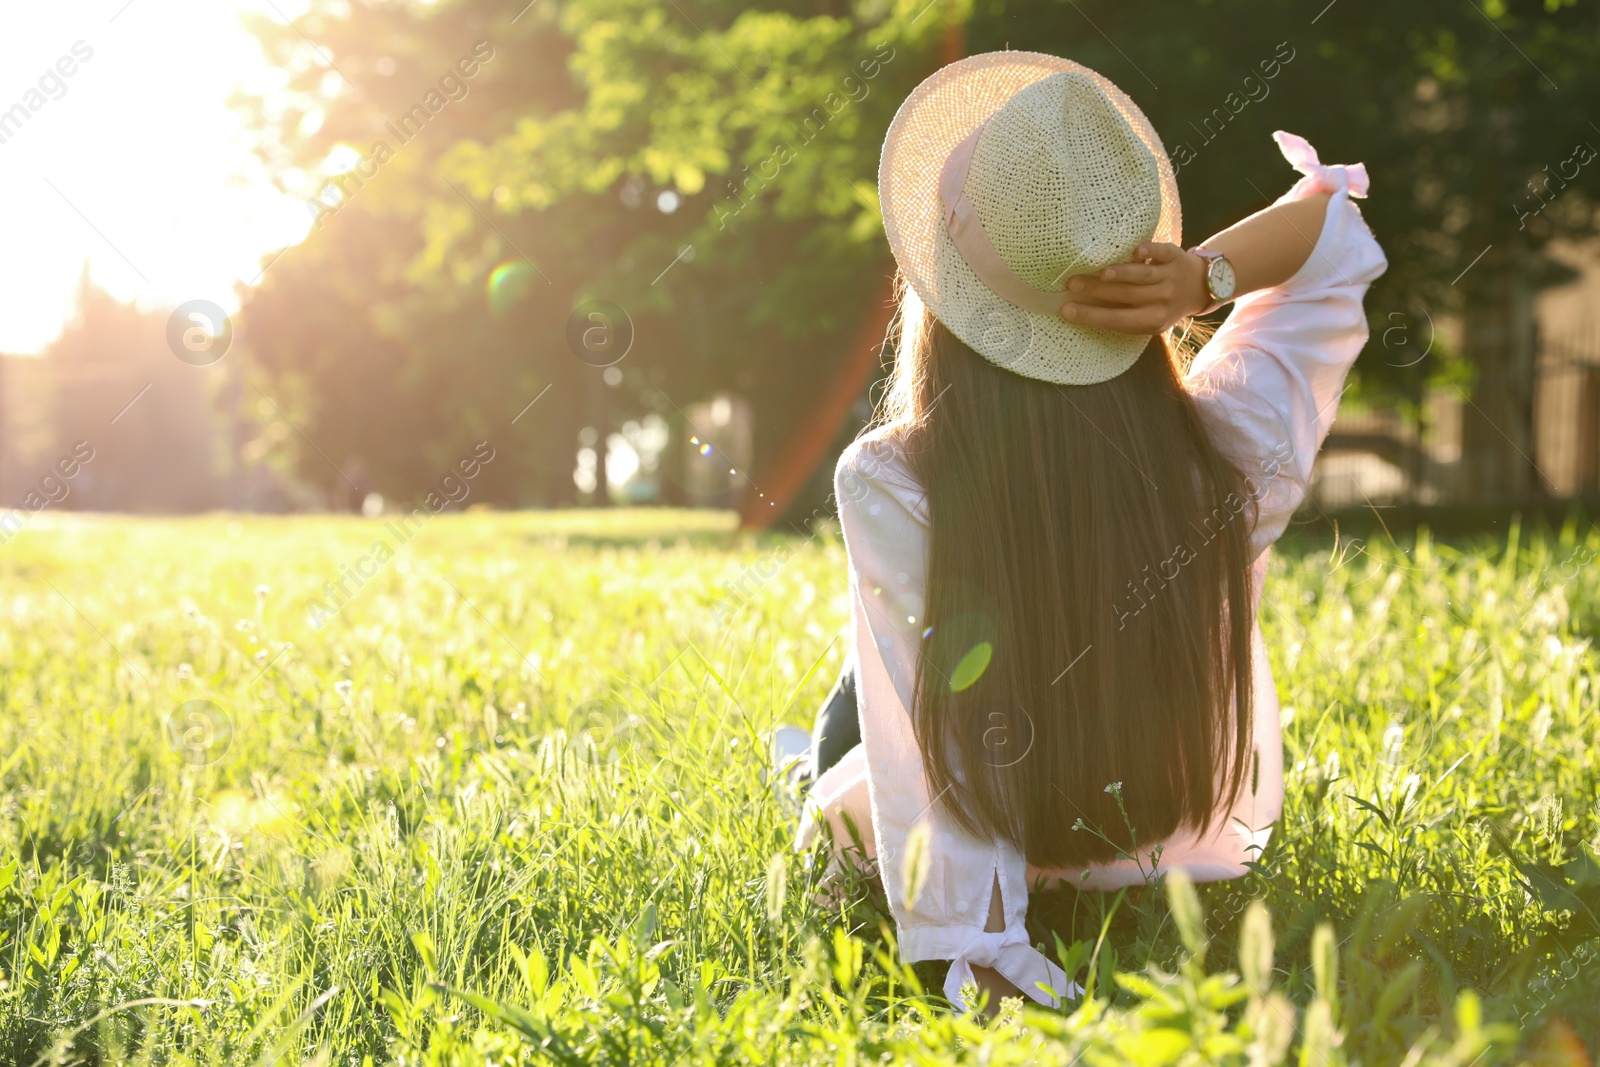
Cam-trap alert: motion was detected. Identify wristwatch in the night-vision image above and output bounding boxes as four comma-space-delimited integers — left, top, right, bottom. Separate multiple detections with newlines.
1189, 247, 1237, 315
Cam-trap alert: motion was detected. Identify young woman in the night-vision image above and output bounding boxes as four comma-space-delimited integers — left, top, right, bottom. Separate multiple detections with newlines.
789, 52, 1386, 1011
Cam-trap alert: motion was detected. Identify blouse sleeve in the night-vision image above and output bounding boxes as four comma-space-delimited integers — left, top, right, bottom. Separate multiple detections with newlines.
1186, 131, 1389, 559
834, 437, 1070, 1011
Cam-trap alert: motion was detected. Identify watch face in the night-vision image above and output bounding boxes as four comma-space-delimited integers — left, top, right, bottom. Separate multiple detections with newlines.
1208, 256, 1237, 301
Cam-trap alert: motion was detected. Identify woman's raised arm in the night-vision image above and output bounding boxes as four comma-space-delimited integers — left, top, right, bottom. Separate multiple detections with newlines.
1057, 192, 1332, 336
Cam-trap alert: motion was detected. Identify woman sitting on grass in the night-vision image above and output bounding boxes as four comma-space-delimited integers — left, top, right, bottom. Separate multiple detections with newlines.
785, 51, 1386, 1011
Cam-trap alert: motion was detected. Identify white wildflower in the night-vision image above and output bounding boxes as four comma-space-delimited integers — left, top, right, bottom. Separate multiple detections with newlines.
1381, 722, 1405, 765
1400, 774, 1420, 806
1530, 704, 1552, 749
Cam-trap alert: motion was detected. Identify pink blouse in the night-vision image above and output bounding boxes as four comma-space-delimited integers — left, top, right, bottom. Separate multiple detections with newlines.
796, 133, 1388, 1011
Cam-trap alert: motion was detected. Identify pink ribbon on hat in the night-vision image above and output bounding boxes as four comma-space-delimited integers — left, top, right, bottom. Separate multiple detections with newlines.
1273, 130, 1370, 198
939, 124, 1072, 317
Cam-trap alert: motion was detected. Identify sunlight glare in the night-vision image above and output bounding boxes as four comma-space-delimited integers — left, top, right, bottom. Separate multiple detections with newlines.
0, 0, 316, 354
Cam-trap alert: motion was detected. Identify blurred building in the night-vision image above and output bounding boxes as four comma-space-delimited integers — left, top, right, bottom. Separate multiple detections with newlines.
1307, 242, 1600, 510
0, 272, 292, 515
681, 393, 754, 508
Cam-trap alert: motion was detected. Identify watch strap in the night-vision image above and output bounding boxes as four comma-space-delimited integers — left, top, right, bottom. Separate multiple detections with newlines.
1188, 246, 1232, 316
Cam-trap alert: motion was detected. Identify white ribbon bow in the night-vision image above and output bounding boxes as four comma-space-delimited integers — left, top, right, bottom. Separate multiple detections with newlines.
1273, 130, 1371, 199
943, 926, 1083, 1012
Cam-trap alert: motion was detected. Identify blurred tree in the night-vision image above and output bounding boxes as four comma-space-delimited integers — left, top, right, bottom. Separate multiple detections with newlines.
235, 2, 585, 507
428, 0, 960, 523
235, 0, 957, 518
237, 0, 1600, 510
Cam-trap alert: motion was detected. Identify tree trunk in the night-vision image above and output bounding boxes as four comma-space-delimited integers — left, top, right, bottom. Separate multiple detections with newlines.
659, 408, 687, 506
587, 371, 612, 506
1458, 238, 1541, 501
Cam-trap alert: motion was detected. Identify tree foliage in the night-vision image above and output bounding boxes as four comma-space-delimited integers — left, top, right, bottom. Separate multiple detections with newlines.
235, 0, 1600, 509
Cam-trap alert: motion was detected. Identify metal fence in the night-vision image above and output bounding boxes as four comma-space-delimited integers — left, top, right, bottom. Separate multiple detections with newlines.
1308, 323, 1600, 511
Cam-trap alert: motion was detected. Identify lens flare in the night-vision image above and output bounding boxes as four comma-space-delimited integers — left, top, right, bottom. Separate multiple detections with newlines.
949, 642, 993, 692
487, 261, 538, 319
924, 610, 999, 693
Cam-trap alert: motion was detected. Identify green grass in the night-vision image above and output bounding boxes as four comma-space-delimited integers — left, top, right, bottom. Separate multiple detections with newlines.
1, 509, 1597, 1065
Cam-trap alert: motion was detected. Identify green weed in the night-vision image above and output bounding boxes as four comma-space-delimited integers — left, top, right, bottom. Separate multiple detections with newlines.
0, 511, 1594, 1064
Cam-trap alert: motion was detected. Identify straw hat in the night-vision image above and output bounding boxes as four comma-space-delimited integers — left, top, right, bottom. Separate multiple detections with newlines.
879, 51, 1182, 386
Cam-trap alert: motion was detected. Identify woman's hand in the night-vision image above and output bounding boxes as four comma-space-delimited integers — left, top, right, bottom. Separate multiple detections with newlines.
1061, 192, 1335, 335
1059, 242, 1209, 335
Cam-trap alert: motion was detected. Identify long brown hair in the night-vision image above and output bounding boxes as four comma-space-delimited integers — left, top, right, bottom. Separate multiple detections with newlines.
875, 287, 1256, 870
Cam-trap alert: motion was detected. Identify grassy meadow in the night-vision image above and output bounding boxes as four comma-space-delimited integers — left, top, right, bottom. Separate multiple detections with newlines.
0, 508, 1597, 1065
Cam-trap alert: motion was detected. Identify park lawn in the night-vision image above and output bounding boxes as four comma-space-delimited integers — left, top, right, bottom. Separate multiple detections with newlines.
0, 508, 1596, 1065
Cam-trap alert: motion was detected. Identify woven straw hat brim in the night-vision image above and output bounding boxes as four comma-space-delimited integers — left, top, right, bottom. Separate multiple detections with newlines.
879, 51, 1183, 386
